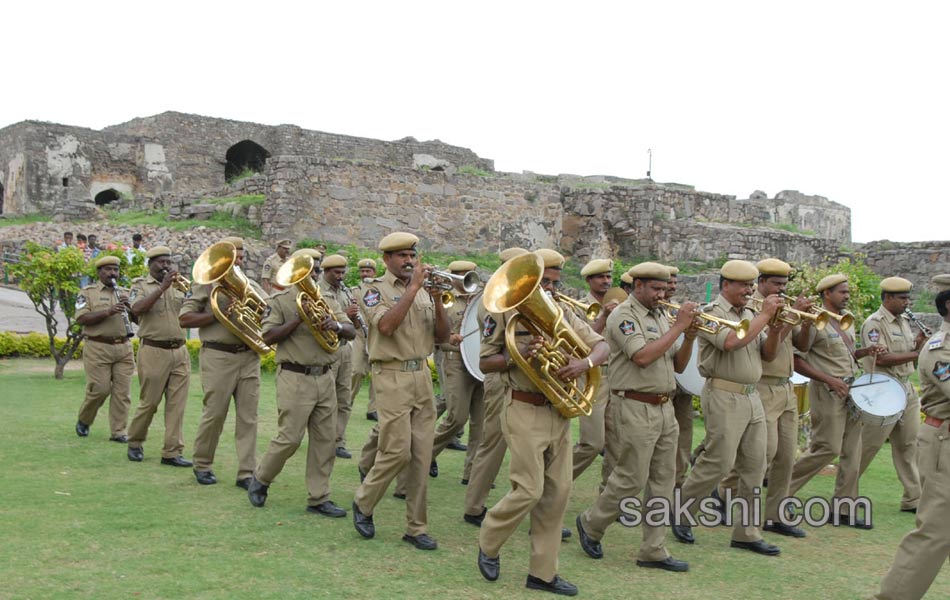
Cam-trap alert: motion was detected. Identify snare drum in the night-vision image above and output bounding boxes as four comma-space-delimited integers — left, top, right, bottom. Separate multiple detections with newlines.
847, 373, 907, 427
674, 335, 704, 397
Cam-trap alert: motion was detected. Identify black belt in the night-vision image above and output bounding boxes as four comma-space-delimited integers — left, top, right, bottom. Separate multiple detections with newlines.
512, 390, 548, 406
280, 362, 332, 376
86, 335, 131, 344
202, 341, 250, 353
141, 338, 185, 350
612, 390, 673, 405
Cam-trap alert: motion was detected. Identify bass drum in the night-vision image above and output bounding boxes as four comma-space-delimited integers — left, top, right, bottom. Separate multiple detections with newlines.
674, 334, 705, 397
848, 373, 907, 427
460, 291, 485, 382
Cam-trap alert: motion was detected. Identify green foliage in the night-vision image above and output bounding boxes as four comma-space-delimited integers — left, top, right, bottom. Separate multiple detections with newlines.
202, 194, 265, 207
82, 247, 148, 287
10, 243, 85, 322
0, 332, 84, 359
787, 253, 882, 326
226, 167, 259, 183
104, 208, 262, 239
457, 165, 493, 177
769, 222, 816, 236
0, 213, 53, 227
913, 289, 937, 313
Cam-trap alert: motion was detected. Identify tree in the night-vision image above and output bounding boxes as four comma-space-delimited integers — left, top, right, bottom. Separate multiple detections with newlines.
787, 253, 882, 329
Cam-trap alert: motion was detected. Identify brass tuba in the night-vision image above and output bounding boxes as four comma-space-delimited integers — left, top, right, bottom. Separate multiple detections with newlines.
482, 252, 599, 419
192, 242, 272, 354
274, 254, 340, 353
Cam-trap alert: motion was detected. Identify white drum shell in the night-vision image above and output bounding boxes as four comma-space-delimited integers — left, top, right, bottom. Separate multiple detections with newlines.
460, 292, 485, 382
847, 373, 907, 427
674, 335, 704, 397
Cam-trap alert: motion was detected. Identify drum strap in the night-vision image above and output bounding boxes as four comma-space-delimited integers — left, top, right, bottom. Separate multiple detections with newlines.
829, 317, 857, 361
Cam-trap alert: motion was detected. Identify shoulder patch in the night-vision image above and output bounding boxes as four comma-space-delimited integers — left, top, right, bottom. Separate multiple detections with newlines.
128, 289, 138, 304
619, 319, 636, 335
867, 328, 881, 343
482, 315, 497, 337
363, 288, 381, 307
927, 331, 945, 350
75, 294, 87, 310
933, 361, 950, 382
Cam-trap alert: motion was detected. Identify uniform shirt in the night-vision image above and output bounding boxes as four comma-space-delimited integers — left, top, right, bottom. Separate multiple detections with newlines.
481, 297, 603, 394
918, 321, 950, 420
800, 309, 859, 379
130, 275, 187, 341
362, 270, 435, 362
437, 294, 472, 353
179, 279, 267, 345
606, 296, 678, 394
697, 294, 764, 384
260, 252, 285, 285
262, 288, 345, 366
860, 306, 916, 379
750, 291, 797, 379
76, 281, 131, 338
317, 278, 356, 343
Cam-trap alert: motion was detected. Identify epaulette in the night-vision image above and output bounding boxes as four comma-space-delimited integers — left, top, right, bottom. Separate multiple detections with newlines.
131, 276, 146, 283
927, 331, 945, 351
866, 312, 881, 322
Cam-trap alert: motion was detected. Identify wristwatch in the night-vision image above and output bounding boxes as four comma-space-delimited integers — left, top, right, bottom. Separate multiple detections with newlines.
586, 357, 594, 370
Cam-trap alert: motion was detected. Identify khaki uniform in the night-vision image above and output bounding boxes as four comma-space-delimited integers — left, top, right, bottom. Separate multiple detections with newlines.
579, 296, 679, 561
350, 283, 376, 414
127, 275, 190, 457
255, 288, 345, 505
478, 305, 603, 581
182, 282, 262, 480
788, 311, 863, 504
76, 282, 135, 437
432, 294, 485, 478
859, 307, 921, 510
463, 301, 509, 516
260, 252, 285, 291
672, 387, 695, 486
353, 271, 438, 536
318, 278, 354, 450
875, 322, 950, 600
571, 292, 612, 484
679, 295, 767, 543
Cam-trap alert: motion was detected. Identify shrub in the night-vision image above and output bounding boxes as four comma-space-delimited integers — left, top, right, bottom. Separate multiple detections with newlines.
787, 253, 881, 327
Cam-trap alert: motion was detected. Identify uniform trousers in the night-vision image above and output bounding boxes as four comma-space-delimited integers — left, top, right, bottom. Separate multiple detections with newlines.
332, 343, 354, 449
432, 351, 485, 480
860, 382, 921, 511
256, 367, 336, 506
463, 372, 508, 516
875, 418, 950, 600
479, 396, 572, 582
572, 368, 608, 480
788, 381, 863, 504
679, 383, 767, 542
672, 388, 695, 486
127, 344, 190, 457
354, 364, 435, 536
191, 347, 260, 480
78, 339, 134, 437
581, 394, 677, 561
350, 337, 376, 413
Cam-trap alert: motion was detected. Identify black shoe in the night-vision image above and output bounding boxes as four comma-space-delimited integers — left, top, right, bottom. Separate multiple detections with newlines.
235, 478, 251, 490
335, 447, 352, 459
366, 412, 378, 421
402, 533, 438, 550
429, 460, 439, 478
447, 439, 468, 452
352, 501, 375, 538
194, 469, 217, 485
764, 522, 806, 538
636, 557, 689, 572
561, 527, 572, 541
75, 421, 89, 437
109, 435, 129, 443
247, 477, 268, 507
833, 514, 873, 529
461, 478, 469, 485
393, 492, 406, 500
464, 507, 487, 527
127, 447, 144, 462
730, 539, 781, 556
307, 500, 347, 518
671, 524, 695, 544
358, 468, 367, 483
478, 547, 500, 581
901, 507, 918, 514
160, 456, 193, 468
526, 574, 578, 596
576, 515, 603, 559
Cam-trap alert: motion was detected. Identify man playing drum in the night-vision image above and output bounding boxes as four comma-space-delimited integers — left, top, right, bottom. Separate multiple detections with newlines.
858, 276, 925, 513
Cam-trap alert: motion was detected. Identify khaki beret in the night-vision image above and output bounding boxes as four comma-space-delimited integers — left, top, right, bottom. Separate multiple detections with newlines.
932, 274, 950, 293
291, 248, 323, 260
620, 271, 634, 285
666, 265, 680, 276
581, 258, 613, 277
146, 246, 172, 259
756, 258, 793, 277
628, 262, 671, 282
220, 236, 244, 250
379, 232, 419, 252
880, 276, 913, 293
321, 254, 348, 269
535, 249, 565, 269
276, 238, 292, 249
448, 260, 477, 273
499, 247, 529, 263
720, 260, 758, 282
816, 273, 848, 293
358, 258, 377, 269
95, 255, 121, 268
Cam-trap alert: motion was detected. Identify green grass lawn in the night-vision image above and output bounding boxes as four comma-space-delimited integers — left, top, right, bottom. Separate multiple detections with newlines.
0, 358, 946, 599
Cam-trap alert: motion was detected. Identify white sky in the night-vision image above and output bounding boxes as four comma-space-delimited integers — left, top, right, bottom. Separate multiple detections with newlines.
2, 1, 947, 243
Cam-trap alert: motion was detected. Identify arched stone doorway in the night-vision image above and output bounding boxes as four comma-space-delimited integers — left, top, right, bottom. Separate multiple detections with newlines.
94, 189, 120, 206
225, 140, 270, 182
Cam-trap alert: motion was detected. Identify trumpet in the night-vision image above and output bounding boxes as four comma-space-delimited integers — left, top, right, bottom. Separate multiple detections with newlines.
162, 269, 191, 293
904, 308, 933, 337
805, 298, 854, 331
658, 300, 749, 339
423, 268, 480, 307
553, 292, 602, 321
747, 295, 828, 330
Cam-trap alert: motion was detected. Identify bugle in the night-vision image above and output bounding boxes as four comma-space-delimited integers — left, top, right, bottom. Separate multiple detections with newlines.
659, 300, 749, 339
162, 268, 191, 293
553, 292, 601, 321
747, 295, 828, 330
808, 300, 854, 331
423, 268, 480, 307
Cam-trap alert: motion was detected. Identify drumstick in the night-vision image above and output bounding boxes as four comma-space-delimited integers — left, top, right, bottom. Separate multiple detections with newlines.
869, 353, 877, 383
460, 327, 481, 339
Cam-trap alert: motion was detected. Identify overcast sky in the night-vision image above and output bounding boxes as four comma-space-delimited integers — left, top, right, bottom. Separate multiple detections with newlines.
2, 1, 947, 244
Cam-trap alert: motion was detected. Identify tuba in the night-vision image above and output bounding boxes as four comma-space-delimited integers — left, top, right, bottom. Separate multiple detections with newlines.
482, 252, 599, 418
192, 242, 272, 354
274, 254, 340, 353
